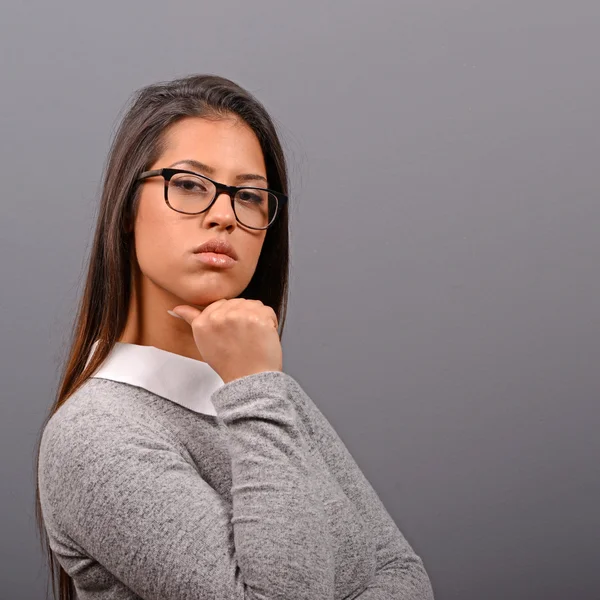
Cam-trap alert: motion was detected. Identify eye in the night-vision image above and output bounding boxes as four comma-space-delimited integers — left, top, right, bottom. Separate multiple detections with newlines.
171, 176, 211, 194
237, 190, 264, 204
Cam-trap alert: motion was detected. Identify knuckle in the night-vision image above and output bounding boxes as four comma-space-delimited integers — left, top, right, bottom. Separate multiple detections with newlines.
264, 306, 278, 320
208, 311, 226, 326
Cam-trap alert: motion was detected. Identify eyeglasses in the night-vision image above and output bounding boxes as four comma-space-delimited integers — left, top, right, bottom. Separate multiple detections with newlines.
136, 168, 288, 230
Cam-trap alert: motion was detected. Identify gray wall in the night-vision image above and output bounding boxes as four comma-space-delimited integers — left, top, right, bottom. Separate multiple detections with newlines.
1, 1, 599, 598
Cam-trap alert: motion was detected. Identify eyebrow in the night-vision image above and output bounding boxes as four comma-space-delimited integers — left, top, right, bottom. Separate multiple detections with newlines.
168, 159, 268, 185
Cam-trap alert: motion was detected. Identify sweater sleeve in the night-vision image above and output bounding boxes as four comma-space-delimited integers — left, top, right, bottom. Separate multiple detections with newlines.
38, 371, 336, 600
284, 376, 436, 599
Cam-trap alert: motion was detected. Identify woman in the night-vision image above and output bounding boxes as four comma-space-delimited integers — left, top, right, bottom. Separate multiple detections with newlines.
35, 74, 435, 600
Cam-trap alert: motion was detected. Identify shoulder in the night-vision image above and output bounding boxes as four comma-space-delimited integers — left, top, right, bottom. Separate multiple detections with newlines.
37, 378, 199, 554
41, 378, 161, 452
38, 378, 188, 502
41, 377, 188, 444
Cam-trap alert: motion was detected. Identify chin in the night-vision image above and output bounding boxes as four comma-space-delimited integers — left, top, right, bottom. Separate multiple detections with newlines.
175, 279, 252, 309
186, 292, 236, 310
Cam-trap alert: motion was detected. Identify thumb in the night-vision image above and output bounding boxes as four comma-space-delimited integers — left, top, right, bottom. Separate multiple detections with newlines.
167, 305, 202, 324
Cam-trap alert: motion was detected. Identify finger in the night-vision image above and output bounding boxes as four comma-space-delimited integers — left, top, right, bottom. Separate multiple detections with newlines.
168, 305, 202, 324
264, 306, 279, 329
202, 298, 252, 322
195, 298, 230, 321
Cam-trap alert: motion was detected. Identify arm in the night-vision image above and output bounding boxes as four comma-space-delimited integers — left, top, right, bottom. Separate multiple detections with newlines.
38, 371, 336, 600
286, 376, 436, 599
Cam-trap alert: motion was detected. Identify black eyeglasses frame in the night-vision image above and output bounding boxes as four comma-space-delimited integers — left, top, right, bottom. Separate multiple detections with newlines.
136, 167, 288, 230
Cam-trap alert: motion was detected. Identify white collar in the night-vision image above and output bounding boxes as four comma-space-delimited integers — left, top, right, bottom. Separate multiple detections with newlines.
85, 340, 222, 416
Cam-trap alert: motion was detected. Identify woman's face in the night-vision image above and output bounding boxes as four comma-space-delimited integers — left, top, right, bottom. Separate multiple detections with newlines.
132, 115, 268, 312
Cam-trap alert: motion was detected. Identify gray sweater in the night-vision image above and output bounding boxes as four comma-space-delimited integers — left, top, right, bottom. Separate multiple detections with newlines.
38, 364, 434, 599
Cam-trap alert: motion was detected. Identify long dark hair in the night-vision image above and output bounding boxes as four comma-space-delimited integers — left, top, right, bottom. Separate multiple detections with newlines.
34, 74, 291, 600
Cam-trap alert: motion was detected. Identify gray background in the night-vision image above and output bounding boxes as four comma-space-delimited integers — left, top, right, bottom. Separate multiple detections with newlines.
1, 1, 599, 598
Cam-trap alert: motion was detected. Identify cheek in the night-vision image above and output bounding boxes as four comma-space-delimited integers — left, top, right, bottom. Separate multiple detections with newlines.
249, 231, 267, 260
133, 215, 179, 276
241, 237, 265, 273
134, 233, 166, 277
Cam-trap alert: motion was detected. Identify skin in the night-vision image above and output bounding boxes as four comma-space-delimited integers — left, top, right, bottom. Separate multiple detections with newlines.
119, 115, 268, 363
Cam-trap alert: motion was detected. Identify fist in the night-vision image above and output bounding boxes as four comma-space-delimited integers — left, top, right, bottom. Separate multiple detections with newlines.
169, 298, 282, 384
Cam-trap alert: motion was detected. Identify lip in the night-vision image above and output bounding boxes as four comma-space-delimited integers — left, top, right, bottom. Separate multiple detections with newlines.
192, 252, 237, 268
192, 238, 238, 260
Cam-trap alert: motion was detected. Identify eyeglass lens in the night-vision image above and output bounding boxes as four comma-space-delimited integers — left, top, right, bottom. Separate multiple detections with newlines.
167, 173, 277, 229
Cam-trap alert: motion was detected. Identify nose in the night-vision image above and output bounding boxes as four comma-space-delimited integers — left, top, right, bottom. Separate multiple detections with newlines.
203, 191, 237, 229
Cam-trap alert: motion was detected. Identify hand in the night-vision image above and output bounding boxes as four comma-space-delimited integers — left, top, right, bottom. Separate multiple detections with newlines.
169, 298, 283, 384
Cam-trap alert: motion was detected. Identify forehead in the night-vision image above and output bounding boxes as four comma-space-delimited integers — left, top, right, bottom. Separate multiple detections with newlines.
160, 116, 265, 168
